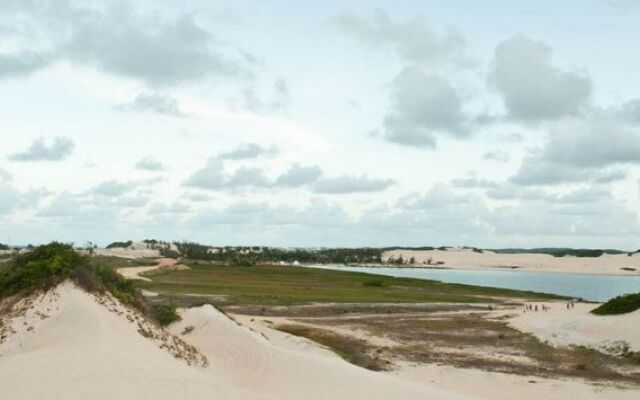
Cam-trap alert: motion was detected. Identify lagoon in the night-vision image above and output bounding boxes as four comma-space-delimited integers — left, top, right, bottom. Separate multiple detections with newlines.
309, 265, 640, 302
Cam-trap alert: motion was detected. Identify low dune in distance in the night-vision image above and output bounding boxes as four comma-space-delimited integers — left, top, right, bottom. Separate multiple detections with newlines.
383, 248, 640, 275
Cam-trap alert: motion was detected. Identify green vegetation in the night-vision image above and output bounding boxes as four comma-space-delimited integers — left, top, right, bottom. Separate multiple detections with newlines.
0, 242, 147, 313
0, 243, 10, 250
172, 241, 386, 264
152, 302, 181, 326
105, 240, 133, 249
137, 262, 562, 306
276, 324, 388, 371
591, 293, 640, 315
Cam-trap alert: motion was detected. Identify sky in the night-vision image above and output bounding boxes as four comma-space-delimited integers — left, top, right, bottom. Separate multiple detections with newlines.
1, 0, 640, 249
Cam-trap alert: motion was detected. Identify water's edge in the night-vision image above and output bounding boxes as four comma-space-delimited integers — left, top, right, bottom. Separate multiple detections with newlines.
305, 264, 640, 302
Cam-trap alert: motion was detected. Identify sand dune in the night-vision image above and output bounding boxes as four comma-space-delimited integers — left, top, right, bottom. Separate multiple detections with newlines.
0, 282, 471, 400
383, 249, 640, 275
0, 283, 258, 400
506, 302, 640, 353
170, 305, 471, 400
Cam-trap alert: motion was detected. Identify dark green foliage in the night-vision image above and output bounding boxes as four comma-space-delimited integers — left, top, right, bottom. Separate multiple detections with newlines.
362, 280, 385, 287
153, 303, 180, 326
0, 243, 10, 250
172, 241, 386, 265
591, 293, 640, 315
0, 242, 147, 314
159, 248, 180, 259
0, 242, 86, 297
105, 240, 133, 249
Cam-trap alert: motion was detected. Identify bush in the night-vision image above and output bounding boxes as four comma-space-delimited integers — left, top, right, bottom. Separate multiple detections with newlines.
153, 303, 181, 326
591, 293, 640, 315
105, 240, 133, 249
362, 280, 385, 287
0, 242, 147, 314
0, 243, 10, 250
159, 248, 180, 259
0, 242, 87, 297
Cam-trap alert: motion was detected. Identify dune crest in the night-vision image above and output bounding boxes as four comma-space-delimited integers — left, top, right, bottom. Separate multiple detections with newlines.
0, 281, 261, 400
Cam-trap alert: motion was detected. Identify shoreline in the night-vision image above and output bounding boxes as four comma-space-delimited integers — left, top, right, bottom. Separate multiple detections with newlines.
310, 263, 640, 277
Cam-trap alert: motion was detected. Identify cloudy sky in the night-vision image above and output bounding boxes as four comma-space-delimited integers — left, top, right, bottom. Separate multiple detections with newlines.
1, 0, 640, 248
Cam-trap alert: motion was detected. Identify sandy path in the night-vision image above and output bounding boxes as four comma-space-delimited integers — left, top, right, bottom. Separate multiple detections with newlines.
383, 249, 640, 275
505, 302, 640, 352
171, 305, 472, 400
117, 258, 177, 281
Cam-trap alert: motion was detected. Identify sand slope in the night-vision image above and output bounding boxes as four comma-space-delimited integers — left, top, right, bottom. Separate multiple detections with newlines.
0, 282, 471, 400
507, 302, 640, 352
0, 283, 261, 400
170, 305, 471, 400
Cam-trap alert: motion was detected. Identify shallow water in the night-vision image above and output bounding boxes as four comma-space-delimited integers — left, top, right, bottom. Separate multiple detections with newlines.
309, 265, 640, 302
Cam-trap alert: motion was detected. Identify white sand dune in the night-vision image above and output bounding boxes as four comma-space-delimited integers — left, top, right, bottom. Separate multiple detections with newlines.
383, 249, 640, 275
93, 241, 164, 259
506, 302, 640, 352
0, 283, 260, 400
170, 305, 471, 400
0, 283, 471, 400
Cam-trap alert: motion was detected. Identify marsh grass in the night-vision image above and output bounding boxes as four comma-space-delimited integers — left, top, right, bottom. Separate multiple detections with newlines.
137, 263, 562, 306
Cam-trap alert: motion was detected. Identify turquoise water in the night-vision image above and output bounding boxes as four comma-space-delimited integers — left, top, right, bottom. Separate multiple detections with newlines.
310, 265, 640, 302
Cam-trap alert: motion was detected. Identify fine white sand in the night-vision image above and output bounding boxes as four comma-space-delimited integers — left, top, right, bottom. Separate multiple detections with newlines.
170, 305, 470, 400
394, 362, 639, 400
506, 302, 640, 353
383, 248, 640, 275
0, 282, 255, 400
231, 309, 640, 400
93, 241, 163, 259
0, 283, 470, 400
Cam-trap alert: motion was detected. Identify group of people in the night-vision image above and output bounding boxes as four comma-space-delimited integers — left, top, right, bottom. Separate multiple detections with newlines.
524, 304, 549, 312
523, 301, 576, 312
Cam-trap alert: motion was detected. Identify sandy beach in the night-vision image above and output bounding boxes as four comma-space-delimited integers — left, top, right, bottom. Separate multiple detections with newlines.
383, 249, 640, 275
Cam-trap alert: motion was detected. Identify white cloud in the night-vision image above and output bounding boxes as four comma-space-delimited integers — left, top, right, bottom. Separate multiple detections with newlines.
135, 157, 165, 171
118, 93, 185, 116
9, 137, 74, 162
489, 35, 591, 121
313, 175, 394, 194
382, 67, 467, 147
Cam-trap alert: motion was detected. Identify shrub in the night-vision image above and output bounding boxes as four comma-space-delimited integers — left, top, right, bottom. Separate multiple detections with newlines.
153, 303, 181, 326
105, 240, 133, 249
591, 293, 640, 315
0, 242, 87, 297
362, 280, 385, 287
0, 242, 147, 314
159, 248, 181, 259
0, 243, 10, 250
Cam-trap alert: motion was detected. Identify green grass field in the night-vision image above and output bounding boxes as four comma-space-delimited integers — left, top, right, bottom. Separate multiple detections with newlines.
137, 263, 562, 306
